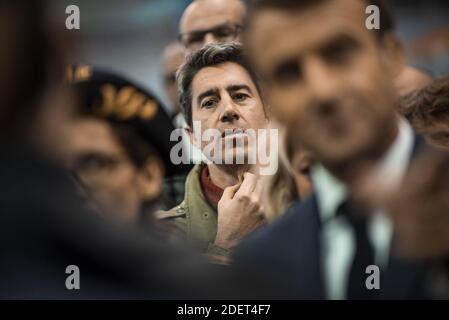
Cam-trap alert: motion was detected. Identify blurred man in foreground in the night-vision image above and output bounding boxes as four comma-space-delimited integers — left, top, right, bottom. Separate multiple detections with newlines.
235, 0, 433, 299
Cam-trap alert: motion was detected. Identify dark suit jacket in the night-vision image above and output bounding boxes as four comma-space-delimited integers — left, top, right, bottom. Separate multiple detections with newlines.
234, 134, 433, 299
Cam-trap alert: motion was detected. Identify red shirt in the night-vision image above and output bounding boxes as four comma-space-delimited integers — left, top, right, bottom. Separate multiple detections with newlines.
200, 166, 224, 209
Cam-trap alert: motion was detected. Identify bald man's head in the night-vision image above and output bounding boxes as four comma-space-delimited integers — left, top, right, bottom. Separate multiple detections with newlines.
179, 0, 246, 53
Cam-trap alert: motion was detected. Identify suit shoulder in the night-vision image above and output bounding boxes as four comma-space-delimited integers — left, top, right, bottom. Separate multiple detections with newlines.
235, 198, 316, 259
259, 198, 316, 239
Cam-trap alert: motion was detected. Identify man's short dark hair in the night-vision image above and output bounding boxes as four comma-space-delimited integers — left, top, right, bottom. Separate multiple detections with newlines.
400, 76, 449, 126
177, 43, 262, 127
248, 0, 394, 38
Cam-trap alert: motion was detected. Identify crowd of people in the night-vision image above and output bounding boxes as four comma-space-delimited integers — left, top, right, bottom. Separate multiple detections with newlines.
0, 0, 448, 300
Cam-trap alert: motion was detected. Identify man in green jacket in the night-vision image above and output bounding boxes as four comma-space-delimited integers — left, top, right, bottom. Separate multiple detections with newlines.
156, 43, 272, 260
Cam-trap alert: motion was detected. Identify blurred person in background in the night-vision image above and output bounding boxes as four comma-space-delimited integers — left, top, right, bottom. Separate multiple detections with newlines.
162, 41, 185, 117
400, 76, 449, 149
262, 125, 313, 222
235, 0, 434, 299
395, 65, 433, 98
157, 43, 269, 264
179, 0, 246, 54
161, 41, 203, 165
408, 23, 449, 77
360, 2, 434, 98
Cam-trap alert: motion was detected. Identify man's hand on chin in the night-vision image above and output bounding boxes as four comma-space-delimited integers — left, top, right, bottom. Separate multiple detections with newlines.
215, 172, 266, 250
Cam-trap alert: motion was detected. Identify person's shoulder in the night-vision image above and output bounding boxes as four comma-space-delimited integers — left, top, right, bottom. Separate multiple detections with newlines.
154, 201, 188, 238
154, 164, 206, 229
154, 165, 200, 221
155, 201, 187, 220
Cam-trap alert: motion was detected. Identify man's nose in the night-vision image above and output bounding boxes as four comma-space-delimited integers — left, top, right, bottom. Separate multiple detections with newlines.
304, 56, 339, 102
203, 32, 218, 46
220, 100, 240, 123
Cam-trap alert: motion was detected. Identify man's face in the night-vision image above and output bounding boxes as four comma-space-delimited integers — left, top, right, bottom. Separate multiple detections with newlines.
180, 0, 246, 53
189, 62, 268, 163
247, 0, 398, 167
62, 117, 143, 222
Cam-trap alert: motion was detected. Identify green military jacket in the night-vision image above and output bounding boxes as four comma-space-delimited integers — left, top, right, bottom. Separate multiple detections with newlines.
156, 164, 229, 256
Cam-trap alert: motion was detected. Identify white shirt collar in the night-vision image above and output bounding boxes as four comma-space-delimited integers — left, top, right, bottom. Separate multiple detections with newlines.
311, 118, 415, 223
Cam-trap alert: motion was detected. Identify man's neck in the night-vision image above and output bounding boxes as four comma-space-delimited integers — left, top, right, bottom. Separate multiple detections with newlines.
207, 163, 251, 189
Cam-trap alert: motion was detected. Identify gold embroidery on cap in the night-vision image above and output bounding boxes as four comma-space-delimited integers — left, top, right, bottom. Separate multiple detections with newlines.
95, 84, 116, 117
65, 65, 92, 83
116, 86, 135, 112
117, 92, 145, 120
95, 84, 159, 120
140, 100, 158, 120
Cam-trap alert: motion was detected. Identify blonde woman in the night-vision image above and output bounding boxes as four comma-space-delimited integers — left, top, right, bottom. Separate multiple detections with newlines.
263, 126, 313, 221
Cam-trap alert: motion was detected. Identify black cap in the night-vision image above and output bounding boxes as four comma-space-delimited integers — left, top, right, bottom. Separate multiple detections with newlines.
66, 64, 192, 177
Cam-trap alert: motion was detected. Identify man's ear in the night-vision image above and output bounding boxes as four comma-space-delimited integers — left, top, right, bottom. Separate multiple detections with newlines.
379, 33, 406, 78
137, 157, 165, 202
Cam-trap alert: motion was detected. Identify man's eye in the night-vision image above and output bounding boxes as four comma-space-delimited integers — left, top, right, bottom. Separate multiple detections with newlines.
273, 61, 301, 85
214, 27, 234, 39
186, 33, 204, 45
233, 93, 249, 102
202, 99, 218, 109
75, 154, 120, 174
322, 40, 358, 65
82, 157, 110, 171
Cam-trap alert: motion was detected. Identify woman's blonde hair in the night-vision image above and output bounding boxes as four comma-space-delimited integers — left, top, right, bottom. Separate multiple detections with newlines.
262, 128, 299, 221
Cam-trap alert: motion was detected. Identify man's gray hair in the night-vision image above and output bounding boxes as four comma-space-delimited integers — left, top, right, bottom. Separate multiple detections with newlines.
177, 42, 261, 127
